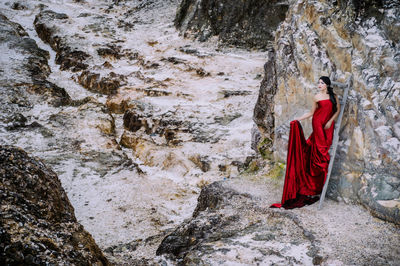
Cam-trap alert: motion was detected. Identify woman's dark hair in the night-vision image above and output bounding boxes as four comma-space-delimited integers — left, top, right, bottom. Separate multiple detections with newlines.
319, 76, 337, 114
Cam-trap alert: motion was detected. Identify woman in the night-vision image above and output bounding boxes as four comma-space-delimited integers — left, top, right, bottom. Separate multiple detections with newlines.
271, 76, 340, 209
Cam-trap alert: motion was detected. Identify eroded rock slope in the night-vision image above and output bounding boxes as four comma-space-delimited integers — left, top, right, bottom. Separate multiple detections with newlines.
0, 0, 264, 261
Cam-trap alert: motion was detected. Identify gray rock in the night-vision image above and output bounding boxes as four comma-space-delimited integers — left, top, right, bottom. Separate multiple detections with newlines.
0, 145, 110, 265
253, 48, 277, 159
122, 106, 223, 146
192, 181, 241, 217
157, 181, 321, 265
175, 0, 289, 49
0, 13, 72, 128
34, 10, 90, 72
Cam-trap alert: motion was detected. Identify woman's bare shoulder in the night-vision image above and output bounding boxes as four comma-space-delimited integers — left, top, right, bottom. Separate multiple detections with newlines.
315, 92, 331, 101
313, 93, 323, 101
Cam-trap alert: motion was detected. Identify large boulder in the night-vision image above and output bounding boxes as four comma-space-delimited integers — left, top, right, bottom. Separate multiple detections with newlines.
157, 179, 400, 264
175, 0, 289, 49
156, 182, 323, 265
0, 145, 110, 265
253, 0, 400, 224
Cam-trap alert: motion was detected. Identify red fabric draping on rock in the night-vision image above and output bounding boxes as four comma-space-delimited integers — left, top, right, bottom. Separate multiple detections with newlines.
271, 99, 334, 209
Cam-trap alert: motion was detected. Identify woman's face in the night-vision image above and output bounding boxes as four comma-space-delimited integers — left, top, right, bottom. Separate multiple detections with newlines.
318, 79, 327, 92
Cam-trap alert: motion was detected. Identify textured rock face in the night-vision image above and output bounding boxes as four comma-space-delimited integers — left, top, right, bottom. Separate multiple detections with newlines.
253, 0, 400, 224
0, 14, 71, 108
157, 182, 322, 265
33, 9, 128, 95
122, 103, 220, 147
0, 7, 140, 257
0, 146, 109, 265
34, 10, 90, 72
175, 0, 289, 49
253, 48, 277, 159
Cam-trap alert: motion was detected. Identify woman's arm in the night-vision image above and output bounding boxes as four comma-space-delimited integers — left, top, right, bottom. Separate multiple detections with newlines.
324, 95, 341, 129
295, 97, 317, 121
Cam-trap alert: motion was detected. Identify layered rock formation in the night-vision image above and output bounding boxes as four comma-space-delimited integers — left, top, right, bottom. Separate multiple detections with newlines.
0, 13, 71, 110
175, 0, 289, 49
253, 0, 400, 224
0, 7, 130, 179
33, 9, 128, 95
34, 10, 90, 72
0, 146, 109, 265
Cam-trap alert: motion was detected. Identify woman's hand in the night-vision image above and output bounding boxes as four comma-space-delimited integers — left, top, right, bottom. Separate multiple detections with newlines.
324, 121, 332, 129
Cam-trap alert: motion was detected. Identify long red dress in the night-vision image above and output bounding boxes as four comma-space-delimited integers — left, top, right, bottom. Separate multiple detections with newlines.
271, 99, 334, 209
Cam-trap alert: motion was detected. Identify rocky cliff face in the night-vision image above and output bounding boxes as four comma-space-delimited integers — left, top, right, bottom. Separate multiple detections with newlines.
175, 0, 289, 49
0, 146, 109, 265
253, 0, 400, 224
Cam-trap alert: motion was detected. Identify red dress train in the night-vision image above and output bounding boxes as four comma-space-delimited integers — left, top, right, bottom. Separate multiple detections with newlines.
271, 99, 334, 209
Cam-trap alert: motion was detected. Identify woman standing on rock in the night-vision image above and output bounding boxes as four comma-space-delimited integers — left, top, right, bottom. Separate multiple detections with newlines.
271, 76, 340, 209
